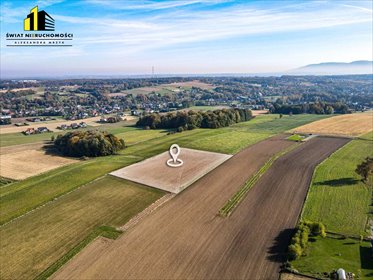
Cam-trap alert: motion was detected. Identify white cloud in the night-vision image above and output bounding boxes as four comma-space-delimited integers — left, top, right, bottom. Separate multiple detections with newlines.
53, 1, 372, 55
85, 0, 229, 10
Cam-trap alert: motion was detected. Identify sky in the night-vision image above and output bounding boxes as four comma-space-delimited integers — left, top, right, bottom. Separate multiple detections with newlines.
0, 0, 372, 78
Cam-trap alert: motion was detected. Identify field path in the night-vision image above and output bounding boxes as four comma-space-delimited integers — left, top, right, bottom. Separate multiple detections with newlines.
53, 136, 348, 280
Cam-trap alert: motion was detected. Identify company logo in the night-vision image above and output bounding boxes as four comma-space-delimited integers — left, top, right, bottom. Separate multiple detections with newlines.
5, 5, 74, 47
24, 6, 55, 31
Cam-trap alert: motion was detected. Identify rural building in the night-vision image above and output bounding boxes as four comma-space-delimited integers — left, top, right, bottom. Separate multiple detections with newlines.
0, 115, 11, 125
337, 268, 346, 280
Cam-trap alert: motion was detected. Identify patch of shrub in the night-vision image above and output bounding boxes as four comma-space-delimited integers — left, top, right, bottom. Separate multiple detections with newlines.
288, 221, 326, 260
54, 130, 125, 157
136, 108, 253, 130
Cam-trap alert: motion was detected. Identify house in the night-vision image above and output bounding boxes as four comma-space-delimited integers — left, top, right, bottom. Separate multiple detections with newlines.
37, 127, 49, 133
58, 124, 68, 130
23, 128, 36, 135
71, 123, 79, 129
0, 115, 11, 125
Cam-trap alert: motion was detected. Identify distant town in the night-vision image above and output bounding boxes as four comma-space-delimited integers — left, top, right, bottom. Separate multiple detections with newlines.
1, 75, 372, 133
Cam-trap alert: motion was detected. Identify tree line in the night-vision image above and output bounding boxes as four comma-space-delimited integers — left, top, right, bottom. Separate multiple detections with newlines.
54, 130, 125, 157
136, 108, 253, 131
271, 102, 350, 115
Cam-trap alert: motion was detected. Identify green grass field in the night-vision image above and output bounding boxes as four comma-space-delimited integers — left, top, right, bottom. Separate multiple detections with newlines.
0, 132, 55, 147
0, 120, 138, 148
187, 114, 330, 154
301, 132, 373, 236
291, 235, 373, 280
0, 156, 140, 225
0, 175, 163, 280
287, 134, 304, 141
187, 105, 230, 111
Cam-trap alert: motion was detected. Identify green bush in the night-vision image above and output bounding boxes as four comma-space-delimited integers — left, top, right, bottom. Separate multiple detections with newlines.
54, 130, 125, 157
288, 243, 303, 260
288, 221, 326, 260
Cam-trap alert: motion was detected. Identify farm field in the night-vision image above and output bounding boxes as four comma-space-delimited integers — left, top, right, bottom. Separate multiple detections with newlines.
118, 80, 215, 96
185, 105, 230, 111
0, 175, 163, 280
0, 119, 138, 148
53, 137, 348, 279
0, 143, 77, 180
291, 235, 373, 279
186, 114, 330, 154
302, 132, 373, 236
290, 111, 373, 137
111, 148, 231, 193
0, 155, 139, 225
0, 113, 337, 279
0, 116, 103, 134
0, 115, 331, 225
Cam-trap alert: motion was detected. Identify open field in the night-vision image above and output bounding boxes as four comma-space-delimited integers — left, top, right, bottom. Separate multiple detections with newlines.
0, 114, 329, 225
0, 116, 103, 134
186, 105, 230, 111
0, 114, 333, 279
111, 148, 231, 193
290, 111, 373, 137
0, 119, 138, 148
119, 80, 215, 96
301, 132, 373, 236
0, 143, 77, 180
53, 136, 348, 279
185, 114, 330, 154
291, 235, 373, 279
0, 155, 139, 225
0, 176, 163, 280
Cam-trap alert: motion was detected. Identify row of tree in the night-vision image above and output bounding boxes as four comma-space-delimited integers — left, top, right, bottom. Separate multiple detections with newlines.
288, 221, 326, 260
271, 102, 350, 115
54, 130, 125, 157
136, 108, 253, 130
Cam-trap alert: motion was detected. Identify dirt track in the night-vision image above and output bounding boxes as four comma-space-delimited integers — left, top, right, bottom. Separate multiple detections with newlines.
53, 136, 349, 280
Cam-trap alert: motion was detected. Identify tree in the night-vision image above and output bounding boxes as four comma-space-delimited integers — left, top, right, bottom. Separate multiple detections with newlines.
136, 108, 253, 130
54, 130, 125, 157
355, 157, 373, 182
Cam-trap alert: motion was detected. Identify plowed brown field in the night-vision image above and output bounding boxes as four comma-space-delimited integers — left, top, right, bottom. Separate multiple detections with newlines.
53, 136, 349, 280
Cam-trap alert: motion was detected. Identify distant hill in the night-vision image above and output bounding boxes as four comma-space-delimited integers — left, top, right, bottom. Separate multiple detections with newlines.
290, 60, 373, 75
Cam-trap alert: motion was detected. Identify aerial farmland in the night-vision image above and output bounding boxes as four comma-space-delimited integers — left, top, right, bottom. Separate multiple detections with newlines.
1, 97, 372, 279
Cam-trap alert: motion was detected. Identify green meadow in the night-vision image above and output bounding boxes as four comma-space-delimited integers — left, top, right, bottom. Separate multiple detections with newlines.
302, 132, 373, 236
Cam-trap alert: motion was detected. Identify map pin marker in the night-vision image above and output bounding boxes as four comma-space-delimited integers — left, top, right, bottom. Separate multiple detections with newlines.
170, 144, 180, 163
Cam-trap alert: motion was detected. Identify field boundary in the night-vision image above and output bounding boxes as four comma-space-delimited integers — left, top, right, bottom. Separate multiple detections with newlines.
35, 226, 122, 280
0, 174, 106, 227
219, 142, 300, 217
119, 192, 175, 231
298, 138, 352, 225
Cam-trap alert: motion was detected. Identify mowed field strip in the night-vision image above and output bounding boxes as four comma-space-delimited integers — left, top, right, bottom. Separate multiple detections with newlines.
0, 176, 164, 280
0, 143, 77, 180
290, 111, 373, 137
302, 132, 373, 236
53, 136, 349, 280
